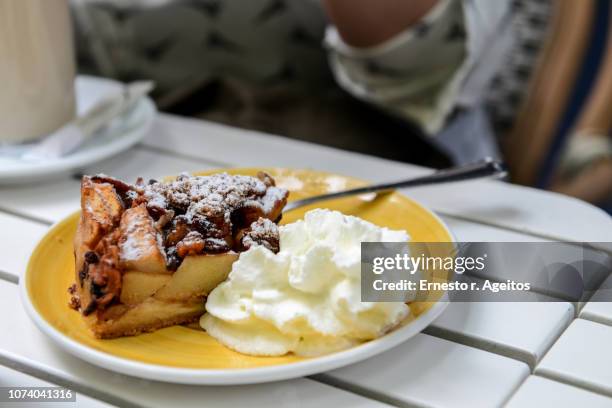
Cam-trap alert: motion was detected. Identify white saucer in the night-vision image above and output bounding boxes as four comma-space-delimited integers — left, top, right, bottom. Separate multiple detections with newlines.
0, 76, 156, 185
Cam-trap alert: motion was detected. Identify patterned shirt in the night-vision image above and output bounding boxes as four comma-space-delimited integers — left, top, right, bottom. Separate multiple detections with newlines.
73, 0, 552, 138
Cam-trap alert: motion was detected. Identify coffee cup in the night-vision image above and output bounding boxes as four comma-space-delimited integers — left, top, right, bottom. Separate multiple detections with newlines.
0, 0, 76, 144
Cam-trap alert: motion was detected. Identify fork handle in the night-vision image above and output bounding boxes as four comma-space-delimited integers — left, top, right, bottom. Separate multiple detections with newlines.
283, 158, 507, 212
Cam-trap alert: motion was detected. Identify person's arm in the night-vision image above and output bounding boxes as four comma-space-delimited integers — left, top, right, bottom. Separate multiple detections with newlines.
322, 0, 439, 48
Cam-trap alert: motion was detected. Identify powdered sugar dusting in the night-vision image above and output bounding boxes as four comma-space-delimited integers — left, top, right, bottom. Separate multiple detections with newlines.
121, 231, 142, 261
242, 218, 280, 252
143, 173, 285, 224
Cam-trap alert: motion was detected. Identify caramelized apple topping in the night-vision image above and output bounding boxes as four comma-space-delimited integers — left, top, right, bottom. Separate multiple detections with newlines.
140, 171, 287, 268
238, 218, 280, 253
74, 172, 288, 315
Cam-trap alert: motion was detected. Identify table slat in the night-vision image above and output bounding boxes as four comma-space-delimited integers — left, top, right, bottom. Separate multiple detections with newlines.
506, 376, 612, 407
429, 217, 575, 367
0, 213, 48, 281
144, 114, 429, 181
580, 274, 612, 327
407, 182, 612, 243
439, 216, 547, 242
316, 333, 529, 408
0, 365, 112, 408
427, 298, 574, 367
536, 319, 612, 397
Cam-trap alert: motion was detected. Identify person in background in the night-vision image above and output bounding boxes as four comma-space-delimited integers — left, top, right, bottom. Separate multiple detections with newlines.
72, 0, 610, 207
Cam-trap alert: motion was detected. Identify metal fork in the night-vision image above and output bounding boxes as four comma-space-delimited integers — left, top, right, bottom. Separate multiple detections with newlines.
283, 157, 508, 212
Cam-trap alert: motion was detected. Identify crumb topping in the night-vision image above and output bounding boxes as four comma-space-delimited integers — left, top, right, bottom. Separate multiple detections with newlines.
94, 171, 287, 270
144, 172, 276, 223
134, 172, 286, 269
75, 172, 288, 315
240, 218, 280, 252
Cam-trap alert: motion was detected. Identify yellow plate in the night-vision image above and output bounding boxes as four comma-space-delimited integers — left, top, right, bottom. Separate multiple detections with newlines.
22, 168, 453, 384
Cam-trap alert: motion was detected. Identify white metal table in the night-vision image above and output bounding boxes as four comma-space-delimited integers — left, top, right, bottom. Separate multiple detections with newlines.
1, 112, 612, 407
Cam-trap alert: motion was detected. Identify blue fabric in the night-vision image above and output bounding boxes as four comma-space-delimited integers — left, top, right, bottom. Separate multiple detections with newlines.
433, 106, 502, 165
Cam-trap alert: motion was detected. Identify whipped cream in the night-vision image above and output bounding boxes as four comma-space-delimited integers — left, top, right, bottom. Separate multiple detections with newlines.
201, 209, 412, 356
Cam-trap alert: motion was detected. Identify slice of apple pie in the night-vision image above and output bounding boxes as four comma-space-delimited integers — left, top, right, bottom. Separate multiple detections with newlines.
70, 172, 288, 339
